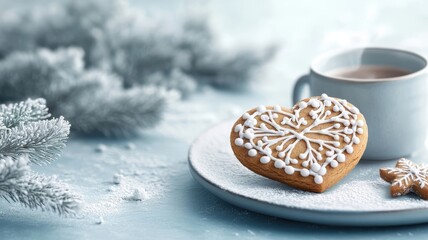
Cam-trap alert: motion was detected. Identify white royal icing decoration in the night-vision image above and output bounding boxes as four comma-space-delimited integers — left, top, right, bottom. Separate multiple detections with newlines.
233, 93, 364, 184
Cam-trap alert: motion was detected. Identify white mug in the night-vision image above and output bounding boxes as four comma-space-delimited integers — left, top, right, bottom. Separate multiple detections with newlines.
293, 47, 428, 160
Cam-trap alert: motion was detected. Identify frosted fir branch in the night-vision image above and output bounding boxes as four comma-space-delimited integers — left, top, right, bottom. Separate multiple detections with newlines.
0, 48, 84, 103
0, 98, 50, 128
47, 70, 171, 136
176, 16, 277, 89
0, 156, 80, 216
0, 117, 70, 165
189, 47, 277, 89
0, 0, 123, 64
60, 85, 173, 136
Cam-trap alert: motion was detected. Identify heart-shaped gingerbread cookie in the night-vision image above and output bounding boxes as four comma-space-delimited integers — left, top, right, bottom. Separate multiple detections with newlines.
230, 94, 368, 192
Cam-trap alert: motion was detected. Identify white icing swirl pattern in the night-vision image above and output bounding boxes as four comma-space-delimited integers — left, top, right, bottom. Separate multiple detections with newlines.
233, 93, 364, 184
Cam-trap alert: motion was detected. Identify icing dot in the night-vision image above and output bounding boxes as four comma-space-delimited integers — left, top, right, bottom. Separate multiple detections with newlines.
357, 128, 364, 134
337, 153, 346, 162
302, 161, 309, 167
272, 113, 279, 118
321, 93, 328, 99
302, 120, 308, 125
290, 159, 298, 164
298, 102, 308, 109
260, 156, 270, 164
318, 167, 327, 176
311, 100, 320, 108
330, 160, 339, 168
274, 160, 285, 168
325, 110, 331, 116
299, 153, 307, 160
284, 166, 295, 175
333, 135, 339, 140
264, 147, 272, 154
344, 136, 350, 143
318, 146, 323, 151
343, 120, 350, 127
257, 105, 266, 113
248, 149, 257, 157
276, 145, 283, 151
334, 123, 341, 129
234, 124, 243, 132
326, 150, 334, 157
244, 129, 254, 139
274, 105, 281, 111
357, 120, 364, 127
234, 138, 244, 146
245, 118, 257, 127
314, 175, 323, 184
316, 153, 322, 161
345, 145, 354, 154
352, 136, 360, 144
300, 169, 310, 177
333, 106, 340, 112
261, 115, 269, 121
278, 152, 286, 158
244, 143, 253, 149
333, 141, 340, 147
324, 100, 332, 107
311, 163, 321, 172
350, 120, 356, 125
262, 136, 268, 142
242, 113, 250, 119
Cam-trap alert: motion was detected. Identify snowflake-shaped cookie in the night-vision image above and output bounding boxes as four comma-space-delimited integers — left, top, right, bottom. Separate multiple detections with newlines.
380, 158, 428, 200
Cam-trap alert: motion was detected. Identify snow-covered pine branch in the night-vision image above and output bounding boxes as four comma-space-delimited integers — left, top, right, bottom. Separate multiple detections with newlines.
0, 98, 50, 128
0, 117, 70, 165
57, 72, 174, 136
0, 156, 80, 216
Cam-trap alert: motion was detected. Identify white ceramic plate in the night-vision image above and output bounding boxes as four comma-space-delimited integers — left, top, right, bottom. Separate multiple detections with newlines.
188, 120, 428, 226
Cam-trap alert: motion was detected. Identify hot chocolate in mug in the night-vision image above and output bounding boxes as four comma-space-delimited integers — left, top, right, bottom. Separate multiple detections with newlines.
293, 47, 428, 160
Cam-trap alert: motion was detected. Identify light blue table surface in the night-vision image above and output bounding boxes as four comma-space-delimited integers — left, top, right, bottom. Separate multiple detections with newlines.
2, 0, 428, 239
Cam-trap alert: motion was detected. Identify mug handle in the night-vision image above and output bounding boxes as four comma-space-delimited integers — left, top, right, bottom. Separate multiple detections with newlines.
292, 74, 310, 104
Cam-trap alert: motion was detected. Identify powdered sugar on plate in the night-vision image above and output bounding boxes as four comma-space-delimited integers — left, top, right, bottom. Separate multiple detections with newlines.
190, 120, 428, 212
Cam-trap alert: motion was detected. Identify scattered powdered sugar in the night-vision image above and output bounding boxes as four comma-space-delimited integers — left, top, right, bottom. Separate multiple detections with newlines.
95, 216, 104, 225
190, 121, 428, 212
95, 144, 108, 153
81, 174, 161, 218
77, 143, 176, 220
112, 173, 123, 185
